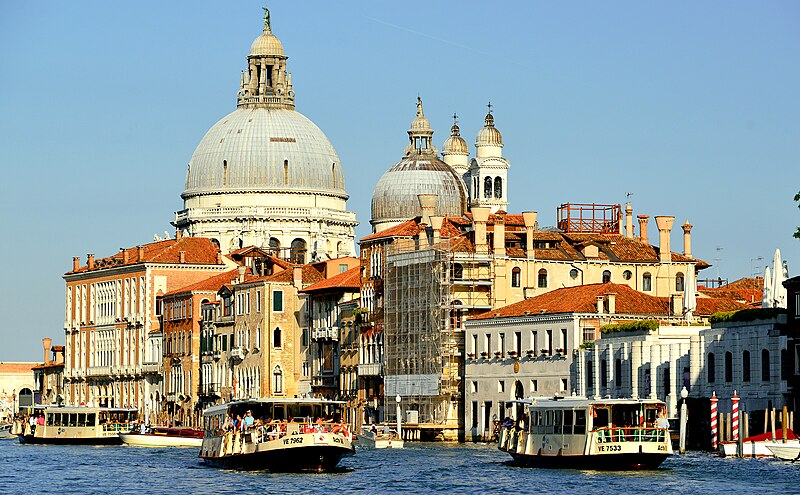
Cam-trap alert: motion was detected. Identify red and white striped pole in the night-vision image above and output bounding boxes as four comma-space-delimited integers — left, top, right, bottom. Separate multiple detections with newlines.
710, 392, 718, 450
731, 391, 740, 442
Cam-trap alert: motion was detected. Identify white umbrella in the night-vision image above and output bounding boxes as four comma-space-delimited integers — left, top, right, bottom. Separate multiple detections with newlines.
772, 248, 787, 308
762, 265, 773, 308
683, 266, 697, 322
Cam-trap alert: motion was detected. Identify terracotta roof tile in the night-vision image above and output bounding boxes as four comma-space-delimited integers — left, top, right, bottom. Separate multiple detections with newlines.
68, 237, 222, 274
302, 266, 362, 292
0, 362, 37, 373
164, 269, 240, 296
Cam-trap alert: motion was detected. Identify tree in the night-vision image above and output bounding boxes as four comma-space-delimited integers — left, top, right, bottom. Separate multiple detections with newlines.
796, 191, 800, 239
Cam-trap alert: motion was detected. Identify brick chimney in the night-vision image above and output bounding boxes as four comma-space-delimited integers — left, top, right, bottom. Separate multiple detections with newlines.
637, 215, 649, 244
175, 228, 183, 240
606, 293, 616, 314
293, 265, 303, 289
137, 245, 145, 261
682, 221, 693, 258
42, 338, 52, 364
625, 203, 634, 238
122, 248, 129, 264
430, 215, 444, 244
493, 211, 506, 257
522, 211, 537, 259
671, 293, 684, 315
596, 295, 605, 314
471, 207, 491, 254
72, 256, 80, 272
87, 254, 95, 270
179, 251, 186, 264
655, 216, 675, 263
417, 194, 437, 227
237, 265, 246, 283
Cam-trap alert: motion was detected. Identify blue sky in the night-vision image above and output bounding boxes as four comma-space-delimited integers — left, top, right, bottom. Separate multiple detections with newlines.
1, 1, 798, 361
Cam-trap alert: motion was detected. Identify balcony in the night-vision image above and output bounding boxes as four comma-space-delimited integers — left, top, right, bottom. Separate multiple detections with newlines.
358, 363, 382, 376
141, 363, 161, 374
312, 375, 338, 388
230, 347, 246, 362
200, 382, 219, 397
312, 327, 339, 341
86, 366, 112, 377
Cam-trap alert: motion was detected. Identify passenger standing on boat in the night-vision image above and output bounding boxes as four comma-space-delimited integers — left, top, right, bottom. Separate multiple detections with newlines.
36, 414, 45, 428
656, 414, 670, 429
244, 410, 255, 429
28, 414, 37, 434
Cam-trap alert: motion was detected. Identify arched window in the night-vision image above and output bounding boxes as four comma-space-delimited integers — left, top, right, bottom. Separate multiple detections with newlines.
762, 349, 770, 382
450, 303, 463, 330
273, 327, 282, 348
742, 350, 751, 382
725, 351, 733, 382
284, 160, 289, 186
272, 365, 283, 394
675, 272, 685, 292
511, 267, 521, 288
514, 380, 524, 400
290, 238, 306, 264
537, 269, 548, 288
642, 272, 652, 292
452, 263, 463, 280
484, 177, 493, 199
707, 352, 715, 383
494, 177, 502, 199
602, 270, 611, 283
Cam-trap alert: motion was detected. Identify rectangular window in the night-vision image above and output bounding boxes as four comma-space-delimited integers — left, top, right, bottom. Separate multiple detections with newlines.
273, 290, 283, 312
471, 381, 478, 393
339, 263, 348, 273
471, 401, 479, 429
796, 293, 800, 318
498, 380, 505, 393
546, 329, 553, 354
582, 327, 595, 344
531, 379, 538, 392
256, 290, 262, 313
531, 331, 537, 353
472, 334, 478, 355
561, 328, 568, 353
499, 333, 505, 355
484, 334, 491, 357
221, 335, 228, 352
246, 293, 251, 314
515, 331, 522, 356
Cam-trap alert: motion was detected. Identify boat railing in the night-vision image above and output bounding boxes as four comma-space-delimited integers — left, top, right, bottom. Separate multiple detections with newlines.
593, 427, 667, 443
217, 421, 351, 455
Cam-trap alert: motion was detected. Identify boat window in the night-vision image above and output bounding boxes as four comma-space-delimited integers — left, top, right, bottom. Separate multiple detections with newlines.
274, 405, 285, 420
46, 413, 55, 425
69, 414, 77, 427
54, 413, 62, 426
593, 407, 609, 428
532, 410, 543, 434
553, 410, 563, 434
564, 410, 574, 435
574, 410, 586, 434
87, 413, 96, 426
77, 413, 86, 426
544, 410, 554, 434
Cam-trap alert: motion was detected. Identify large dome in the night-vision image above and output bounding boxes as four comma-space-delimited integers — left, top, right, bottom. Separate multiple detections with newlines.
183, 107, 347, 198
371, 155, 467, 227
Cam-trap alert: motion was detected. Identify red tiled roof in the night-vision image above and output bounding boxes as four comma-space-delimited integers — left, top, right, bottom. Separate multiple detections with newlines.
470, 282, 750, 320
699, 277, 764, 305
0, 362, 37, 373
244, 264, 325, 286
360, 217, 467, 242
164, 269, 240, 296
68, 237, 222, 274
301, 266, 361, 293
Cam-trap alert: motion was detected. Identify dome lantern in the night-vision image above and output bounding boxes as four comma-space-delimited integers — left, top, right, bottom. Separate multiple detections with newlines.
238, 7, 294, 110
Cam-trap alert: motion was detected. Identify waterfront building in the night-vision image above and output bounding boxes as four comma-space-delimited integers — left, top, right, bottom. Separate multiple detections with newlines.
0, 362, 36, 417
784, 275, 800, 422
463, 282, 748, 439
32, 338, 64, 406
62, 235, 231, 416
173, 9, 358, 257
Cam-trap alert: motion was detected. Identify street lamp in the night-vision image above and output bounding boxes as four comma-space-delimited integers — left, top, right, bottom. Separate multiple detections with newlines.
395, 395, 402, 441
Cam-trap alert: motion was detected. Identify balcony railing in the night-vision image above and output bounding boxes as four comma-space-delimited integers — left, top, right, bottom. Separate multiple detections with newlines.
358, 363, 382, 376
141, 363, 161, 374
312, 326, 339, 341
230, 347, 245, 361
86, 366, 112, 377
200, 382, 219, 396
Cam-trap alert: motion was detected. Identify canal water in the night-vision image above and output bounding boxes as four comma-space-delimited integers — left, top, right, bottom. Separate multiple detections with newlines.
1, 439, 798, 495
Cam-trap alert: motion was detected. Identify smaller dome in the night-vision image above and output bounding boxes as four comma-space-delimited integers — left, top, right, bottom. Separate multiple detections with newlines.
250, 31, 285, 56
476, 112, 503, 146
442, 122, 468, 155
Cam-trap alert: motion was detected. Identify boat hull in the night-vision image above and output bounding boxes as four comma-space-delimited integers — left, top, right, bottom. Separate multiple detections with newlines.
18, 434, 122, 446
508, 451, 670, 470
201, 444, 353, 471
356, 432, 404, 449
766, 443, 800, 461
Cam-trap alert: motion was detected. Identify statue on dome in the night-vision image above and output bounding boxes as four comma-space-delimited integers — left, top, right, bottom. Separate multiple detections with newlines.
263, 6, 271, 31
416, 96, 424, 117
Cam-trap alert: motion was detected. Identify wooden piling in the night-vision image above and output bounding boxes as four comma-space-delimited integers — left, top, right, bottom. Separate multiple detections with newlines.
783, 406, 789, 443
771, 408, 776, 442
725, 413, 732, 443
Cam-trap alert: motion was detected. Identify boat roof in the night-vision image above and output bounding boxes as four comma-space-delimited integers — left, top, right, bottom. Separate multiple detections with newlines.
522, 396, 667, 409
29, 405, 138, 413
204, 397, 347, 416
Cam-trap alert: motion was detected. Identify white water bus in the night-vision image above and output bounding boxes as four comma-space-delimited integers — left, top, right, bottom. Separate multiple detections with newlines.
199, 398, 355, 471
15, 405, 137, 445
498, 397, 673, 470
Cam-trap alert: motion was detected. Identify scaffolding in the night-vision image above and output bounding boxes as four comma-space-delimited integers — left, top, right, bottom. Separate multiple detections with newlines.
383, 238, 456, 425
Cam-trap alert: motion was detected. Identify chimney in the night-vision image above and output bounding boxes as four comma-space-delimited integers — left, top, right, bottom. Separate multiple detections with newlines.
237, 265, 246, 283
430, 215, 444, 244
122, 248, 129, 264
655, 216, 675, 263
87, 253, 95, 270
417, 194, 438, 227
606, 293, 616, 314
596, 295, 605, 314
637, 215, 649, 244
137, 245, 145, 261
672, 293, 684, 315
179, 251, 186, 264
175, 228, 183, 240
625, 203, 634, 238
72, 256, 80, 272
216, 252, 223, 264
522, 211, 538, 259
493, 211, 506, 257
682, 221, 693, 258
293, 265, 303, 289
471, 207, 491, 254
42, 338, 52, 364
55, 347, 64, 365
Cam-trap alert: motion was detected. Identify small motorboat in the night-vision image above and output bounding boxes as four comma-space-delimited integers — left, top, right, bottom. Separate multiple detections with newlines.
356, 427, 404, 449
719, 430, 799, 458
0, 423, 14, 439
120, 426, 204, 448
766, 443, 800, 462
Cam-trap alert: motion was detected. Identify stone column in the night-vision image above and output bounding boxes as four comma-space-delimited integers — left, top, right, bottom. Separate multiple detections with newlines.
607, 343, 614, 397
682, 221, 693, 258
689, 335, 702, 396
650, 343, 659, 399
593, 343, 601, 399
